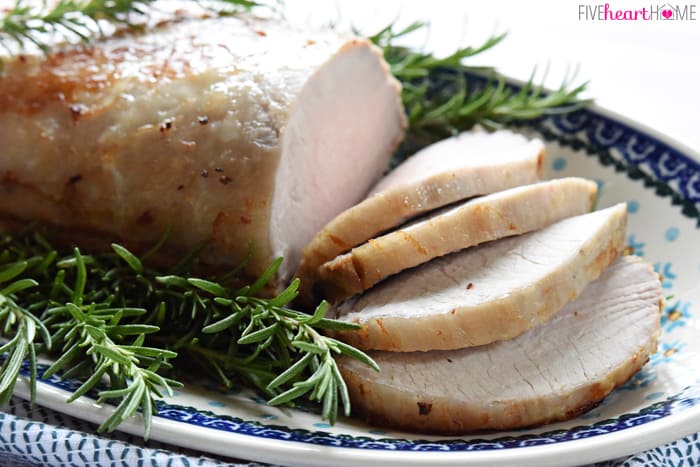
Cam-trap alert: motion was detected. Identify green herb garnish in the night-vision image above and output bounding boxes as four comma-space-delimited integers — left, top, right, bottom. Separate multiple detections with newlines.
369, 21, 588, 151
0, 0, 258, 69
0, 228, 377, 437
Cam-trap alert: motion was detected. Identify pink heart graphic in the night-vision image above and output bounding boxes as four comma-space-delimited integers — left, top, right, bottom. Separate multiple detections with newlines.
662, 9, 673, 19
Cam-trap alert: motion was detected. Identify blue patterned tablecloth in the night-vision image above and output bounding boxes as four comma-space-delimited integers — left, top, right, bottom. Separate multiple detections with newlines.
0, 397, 697, 467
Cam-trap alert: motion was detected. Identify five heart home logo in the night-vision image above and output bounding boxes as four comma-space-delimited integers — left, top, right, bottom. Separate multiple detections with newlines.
578, 2, 698, 20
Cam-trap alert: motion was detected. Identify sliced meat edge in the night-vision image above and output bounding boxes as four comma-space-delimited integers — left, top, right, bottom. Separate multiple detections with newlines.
339, 255, 662, 434
332, 203, 628, 351
295, 130, 544, 305
319, 177, 598, 303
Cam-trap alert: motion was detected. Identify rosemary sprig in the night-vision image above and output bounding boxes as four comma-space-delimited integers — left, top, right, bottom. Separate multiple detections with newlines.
168, 259, 378, 423
0, 0, 259, 68
0, 261, 50, 405
368, 21, 508, 79
0, 0, 155, 56
112, 250, 378, 424
369, 21, 589, 151
0, 227, 378, 434
40, 247, 181, 440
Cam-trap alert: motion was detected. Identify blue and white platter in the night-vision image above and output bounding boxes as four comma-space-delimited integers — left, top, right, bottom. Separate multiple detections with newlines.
12, 103, 700, 466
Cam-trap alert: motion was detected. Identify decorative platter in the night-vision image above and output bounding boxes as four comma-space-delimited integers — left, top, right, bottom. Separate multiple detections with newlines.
11, 99, 700, 466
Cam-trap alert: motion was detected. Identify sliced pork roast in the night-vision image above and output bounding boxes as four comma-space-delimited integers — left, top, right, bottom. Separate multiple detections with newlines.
331, 204, 627, 351
318, 177, 598, 303
296, 130, 544, 304
340, 255, 662, 434
0, 15, 405, 285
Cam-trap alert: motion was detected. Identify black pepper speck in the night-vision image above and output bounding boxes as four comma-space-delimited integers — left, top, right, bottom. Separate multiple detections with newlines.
160, 119, 173, 133
68, 174, 83, 185
69, 104, 85, 122
417, 402, 432, 416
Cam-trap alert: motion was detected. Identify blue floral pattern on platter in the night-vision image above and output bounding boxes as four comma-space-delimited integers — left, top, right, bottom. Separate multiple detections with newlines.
17, 361, 700, 451
539, 108, 700, 212
13, 99, 700, 457
155, 385, 700, 452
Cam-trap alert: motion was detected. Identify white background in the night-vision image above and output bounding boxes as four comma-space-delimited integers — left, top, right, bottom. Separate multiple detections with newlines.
286, 0, 700, 152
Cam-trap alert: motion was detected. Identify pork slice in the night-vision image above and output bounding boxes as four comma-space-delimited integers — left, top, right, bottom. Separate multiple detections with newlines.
319, 177, 597, 303
339, 255, 662, 434
331, 204, 627, 351
296, 130, 544, 304
0, 14, 405, 285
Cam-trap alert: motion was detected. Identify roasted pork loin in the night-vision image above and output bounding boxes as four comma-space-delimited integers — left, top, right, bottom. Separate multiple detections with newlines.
0, 14, 405, 284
